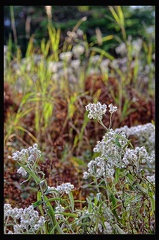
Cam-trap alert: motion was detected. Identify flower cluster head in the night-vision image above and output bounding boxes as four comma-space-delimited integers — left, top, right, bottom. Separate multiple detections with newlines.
11, 143, 41, 176
85, 102, 107, 121
59, 51, 72, 62
85, 102, 117, 122
83, 126, 151, 179
12, 143, 41, 162
54, 204, 65, 220
115, 123, 155, 153
72, 44, 85, 58
146, 174, 155, 184
115, 42, 127, 56
108, 103, 117, 114
83, 129, 128, 179
17, 166, 27, 177
47, 182, 74, 195
4, 204, 45, 234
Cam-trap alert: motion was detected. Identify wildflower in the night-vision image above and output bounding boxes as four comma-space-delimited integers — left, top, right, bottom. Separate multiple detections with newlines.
59, 51, 72, 62
115, 123, 155, 152
56, 182, 74, 194
12, 144, 41, 164
115, 42, 127, 56
146, 174, 155, 184
85, 102, 107, 121
100, 59, 110, 72
72, 45, 85, 58
48, 61, 63, 73
55, 204, 65, 220
67, 31, 78, 39
131, 38, 142, 56
83, 171, 90, 179
76, 28, 84, 37
47, 183, 74, 195
17, 167, 27, 177
4, 204, 45, 234
108, 103, 117, 114
70, 59, 80, 69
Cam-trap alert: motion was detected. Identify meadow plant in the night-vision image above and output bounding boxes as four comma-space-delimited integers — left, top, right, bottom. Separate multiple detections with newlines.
4, 102, 155, 234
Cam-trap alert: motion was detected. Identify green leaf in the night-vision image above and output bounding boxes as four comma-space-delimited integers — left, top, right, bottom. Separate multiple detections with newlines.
43, 195, 64, 234
109, 193, 119, 220
33, 200, 43, 208
37, 191, 44, 215
109, 6, 120, 24
69, 192, 74, 212
90, 47, 114, 60
115, 168, 120, 185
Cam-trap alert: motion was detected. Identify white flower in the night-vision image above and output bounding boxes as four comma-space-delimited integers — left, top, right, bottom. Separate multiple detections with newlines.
56, 182, 74, 194
55, 204, 65, 220
115, 42, 127, 56
115, 123, 155, 153
70, 59, 80, 69
85, 102, 107, 121
17, 167, 27, 177
72, 45, 85, 58
12, 151, 20, 161
83, 171, 90, 179
100, 59, 110, 72
108, 103, 117, 114
59, 51, 72, 61
146, 175, 155, 184
77, 28, 83, 37
12, 144, 41, 164
4, 204, 45, 234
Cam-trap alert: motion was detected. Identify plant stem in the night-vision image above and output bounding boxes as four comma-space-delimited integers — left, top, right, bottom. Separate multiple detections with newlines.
10, 6, 18, 46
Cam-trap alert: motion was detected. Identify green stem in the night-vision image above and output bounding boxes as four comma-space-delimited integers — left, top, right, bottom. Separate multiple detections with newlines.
10, 6, 18, 46
98, 119, 107, 131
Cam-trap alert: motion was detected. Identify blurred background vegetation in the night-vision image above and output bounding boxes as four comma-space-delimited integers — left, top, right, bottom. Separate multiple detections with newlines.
4, 6, 155, 57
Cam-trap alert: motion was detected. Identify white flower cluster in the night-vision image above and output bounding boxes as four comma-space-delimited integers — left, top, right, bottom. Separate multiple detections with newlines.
17, 166, 27, 177
85, 102, 117, 121
70, 59, 80, 69
122, 146, 148, 170
115, 123, 155, 152
85, 102, 107, 121
83, 126, 151, 179
146, 150, 155, 165
59, 51, 73, 62
48, 61, 63, 73
115, 42, 127, 56
4, 204, 45, 234
54, 204, 65, 220
11, 143, 41, 177
47, 182, 74, 195
146, 174, 155, 184
131, 38, 143, 56
72, 45, 85, 58
108, 103, 118, 114
83, 156, 108, 179
83, 129, 129, 179
12, 143, 41, 162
